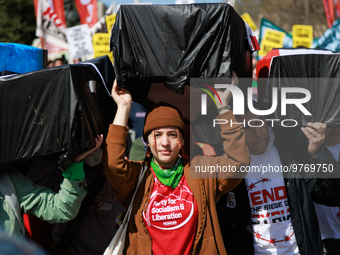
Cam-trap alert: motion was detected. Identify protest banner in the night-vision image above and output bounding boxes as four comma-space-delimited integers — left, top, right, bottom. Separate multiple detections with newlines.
258, 29, 285, 58
105, 14, 116, 35
65, 24, 93, 60
92, 33, 113, 62
35, 0, 68, 49
292, 25, 313, 48
258, 18, 292, 59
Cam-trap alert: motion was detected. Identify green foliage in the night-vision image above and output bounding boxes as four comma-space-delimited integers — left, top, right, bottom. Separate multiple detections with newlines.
0, 0, 36, 45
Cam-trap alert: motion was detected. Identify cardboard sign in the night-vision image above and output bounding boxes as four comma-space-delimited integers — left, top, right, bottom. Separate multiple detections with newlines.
65, 24, 93, 59
258, 29, 285, 57
92, 33, 113, 62
292, 25, 313, 48
241, 13, 257, 32
258, 18, 292, 60
105, 14, 116, 34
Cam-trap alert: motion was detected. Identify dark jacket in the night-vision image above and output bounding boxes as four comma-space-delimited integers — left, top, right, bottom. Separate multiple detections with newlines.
217, 129, 340, 255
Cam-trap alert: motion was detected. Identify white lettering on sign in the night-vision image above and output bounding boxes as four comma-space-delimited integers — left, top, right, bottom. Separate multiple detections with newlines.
152, 212, 183, 221
144, 179, 195, 231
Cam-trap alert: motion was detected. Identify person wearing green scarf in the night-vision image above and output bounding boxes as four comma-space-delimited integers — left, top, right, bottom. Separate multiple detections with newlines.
104, 73, 252, 255
150, 156, 183, 189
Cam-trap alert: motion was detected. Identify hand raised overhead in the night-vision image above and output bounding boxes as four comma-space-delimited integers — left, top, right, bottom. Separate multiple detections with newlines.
111, 79, 132, 108
301, 122, 326, 157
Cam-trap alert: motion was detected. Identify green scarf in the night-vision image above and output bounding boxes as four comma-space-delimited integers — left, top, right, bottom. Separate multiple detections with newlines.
150, 157, 184, 189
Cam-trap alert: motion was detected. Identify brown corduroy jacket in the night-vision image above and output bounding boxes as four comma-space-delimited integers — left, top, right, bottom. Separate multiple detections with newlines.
103, 111, 251, 255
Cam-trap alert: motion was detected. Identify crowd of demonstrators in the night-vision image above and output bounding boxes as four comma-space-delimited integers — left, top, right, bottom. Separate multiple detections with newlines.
2, 80, 340, 255
101, 61, 340, 255
102, 73, 251, 254
2, 48, 340, 255
47, 55, 69, 68
46, 56, 82, 68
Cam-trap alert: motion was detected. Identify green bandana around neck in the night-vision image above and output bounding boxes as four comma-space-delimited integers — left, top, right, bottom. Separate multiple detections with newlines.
150, 157, 184, 189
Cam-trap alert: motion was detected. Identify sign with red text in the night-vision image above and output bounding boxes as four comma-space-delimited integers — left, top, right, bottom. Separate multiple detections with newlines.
35, 0, 68, 49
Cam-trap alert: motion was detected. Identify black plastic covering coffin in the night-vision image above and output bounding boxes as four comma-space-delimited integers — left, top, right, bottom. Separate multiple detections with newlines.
268, 54, 340, 126
0, 56, 116, 170
110, 3, 252, 97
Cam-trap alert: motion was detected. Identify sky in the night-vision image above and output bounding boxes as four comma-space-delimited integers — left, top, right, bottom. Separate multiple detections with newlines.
101, 0, 224, 8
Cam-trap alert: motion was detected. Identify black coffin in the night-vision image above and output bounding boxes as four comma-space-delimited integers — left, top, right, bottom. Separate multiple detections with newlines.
267, 54, 340, 126
110, 3, 253, 99
0, 56, 116, 170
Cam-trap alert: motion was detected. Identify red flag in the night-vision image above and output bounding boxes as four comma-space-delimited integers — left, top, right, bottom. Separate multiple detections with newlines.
34, 0, 66, 27
52, 0, 66, 27
329, 0, 335, 23
33, 0, 38, 17
75, 0, 98, 28
335, 0, 340, 18
323, 0, 335, 28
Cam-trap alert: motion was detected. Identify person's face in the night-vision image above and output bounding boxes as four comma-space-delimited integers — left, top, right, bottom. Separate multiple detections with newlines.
148, 127, 184, 168
237, 111, 269, 155
54, 60, 63, 66
325, 127, 340, 146
47, 61, 54, 68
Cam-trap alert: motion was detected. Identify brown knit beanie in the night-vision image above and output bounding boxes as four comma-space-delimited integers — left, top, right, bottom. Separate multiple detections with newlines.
143, 103, 187, 142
